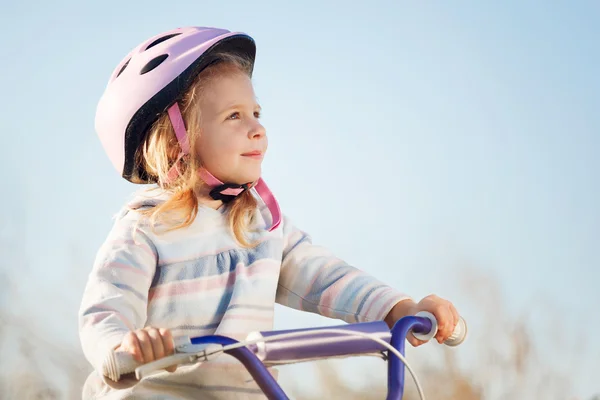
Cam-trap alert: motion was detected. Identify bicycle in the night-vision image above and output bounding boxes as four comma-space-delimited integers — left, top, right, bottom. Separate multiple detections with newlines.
102, 311, 467, 400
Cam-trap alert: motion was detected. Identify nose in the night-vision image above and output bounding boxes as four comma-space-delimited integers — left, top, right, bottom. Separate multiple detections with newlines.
248, 119, 266, 139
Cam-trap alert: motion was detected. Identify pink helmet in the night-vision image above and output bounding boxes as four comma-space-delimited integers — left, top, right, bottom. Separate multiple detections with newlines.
95, 26, 280, 230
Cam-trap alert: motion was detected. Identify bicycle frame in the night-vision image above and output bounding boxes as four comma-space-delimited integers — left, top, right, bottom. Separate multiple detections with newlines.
184, 315, 434, 400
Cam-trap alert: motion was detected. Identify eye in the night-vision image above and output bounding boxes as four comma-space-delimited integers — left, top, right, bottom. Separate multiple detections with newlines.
254, 111, 261, 119
227, 112, 240, 120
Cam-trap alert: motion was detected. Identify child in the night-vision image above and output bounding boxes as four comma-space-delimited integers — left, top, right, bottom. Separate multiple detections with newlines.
79, 26, 461, 399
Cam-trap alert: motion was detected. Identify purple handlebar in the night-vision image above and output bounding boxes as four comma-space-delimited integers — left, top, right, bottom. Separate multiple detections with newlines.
248, 320, 392, 362
388, 316, 432, 400
188, 316, 433, 400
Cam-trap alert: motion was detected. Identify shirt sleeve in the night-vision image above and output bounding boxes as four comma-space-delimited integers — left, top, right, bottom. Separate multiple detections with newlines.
78, 209, 157, 375
276, 215, 412, 323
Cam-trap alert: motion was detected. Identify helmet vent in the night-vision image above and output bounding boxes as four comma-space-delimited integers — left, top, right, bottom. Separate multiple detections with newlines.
140, 54, 169, 75
146, 33, 182, 50
116, 59, 130, 78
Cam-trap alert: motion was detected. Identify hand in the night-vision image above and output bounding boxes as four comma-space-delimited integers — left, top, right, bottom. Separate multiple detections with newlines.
115, 327, 177, 372
384, 294, 460, 347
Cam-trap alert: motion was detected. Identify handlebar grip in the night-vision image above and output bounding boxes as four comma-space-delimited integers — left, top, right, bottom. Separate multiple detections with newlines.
102, 350, 141, 382
101, 336, 193, 382
413, 311, 467, 346
444, 316, 467, 346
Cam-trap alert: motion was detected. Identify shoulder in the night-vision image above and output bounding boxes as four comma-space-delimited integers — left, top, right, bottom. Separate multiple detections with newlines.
105, 186, 167, 242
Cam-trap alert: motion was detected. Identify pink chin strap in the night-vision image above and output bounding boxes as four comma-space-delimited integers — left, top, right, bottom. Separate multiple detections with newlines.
166, 103, 281, 231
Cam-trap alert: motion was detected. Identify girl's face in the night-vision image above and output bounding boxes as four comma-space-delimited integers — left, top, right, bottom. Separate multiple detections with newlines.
195, 72, 267, 185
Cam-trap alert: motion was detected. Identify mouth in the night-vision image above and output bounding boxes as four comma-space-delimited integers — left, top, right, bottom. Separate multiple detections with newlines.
241, 150, 263, 159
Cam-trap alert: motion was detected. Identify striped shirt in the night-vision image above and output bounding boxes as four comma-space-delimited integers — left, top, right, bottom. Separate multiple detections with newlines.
78, 187, 409, 399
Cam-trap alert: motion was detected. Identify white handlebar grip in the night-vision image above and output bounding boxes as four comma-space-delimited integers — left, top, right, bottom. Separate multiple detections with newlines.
413, 311, 467, 346
102, 350, 142, 382
444, 315, 467, 346
101, 336, 191, 382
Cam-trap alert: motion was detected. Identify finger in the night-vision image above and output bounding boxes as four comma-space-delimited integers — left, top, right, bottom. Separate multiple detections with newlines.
146, 327, 165, 360
159, 328, 177, 373
159, 328, 175, 356
136, 329, 154, 363
122, 331, 144, 363
165, 364, 178, 373
423, 294, 440, 305
434, 306, 454, 343
407, 333, 427, 347
448, 303, 460, 329
165, 363, 178, 373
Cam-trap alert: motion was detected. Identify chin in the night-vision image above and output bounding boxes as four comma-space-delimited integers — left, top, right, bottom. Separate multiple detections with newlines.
235, 172, 261, 185
246, 175, 262, 185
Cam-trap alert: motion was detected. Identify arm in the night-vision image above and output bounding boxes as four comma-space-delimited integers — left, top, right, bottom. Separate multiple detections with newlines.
276, 216, 412, 324
78, 210, 157, 375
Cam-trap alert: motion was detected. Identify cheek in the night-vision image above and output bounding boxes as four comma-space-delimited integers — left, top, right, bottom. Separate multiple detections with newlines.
196, 132, 241, 167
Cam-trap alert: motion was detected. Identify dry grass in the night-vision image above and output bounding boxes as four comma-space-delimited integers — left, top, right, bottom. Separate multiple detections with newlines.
0, 267, 594, 399
0, 273, 91, 400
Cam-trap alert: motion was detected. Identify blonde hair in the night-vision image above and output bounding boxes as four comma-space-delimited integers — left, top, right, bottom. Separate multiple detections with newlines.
131, 52, 259, 247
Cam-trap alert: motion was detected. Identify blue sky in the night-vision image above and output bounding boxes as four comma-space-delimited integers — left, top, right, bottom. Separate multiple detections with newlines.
1, 1, 598, 398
